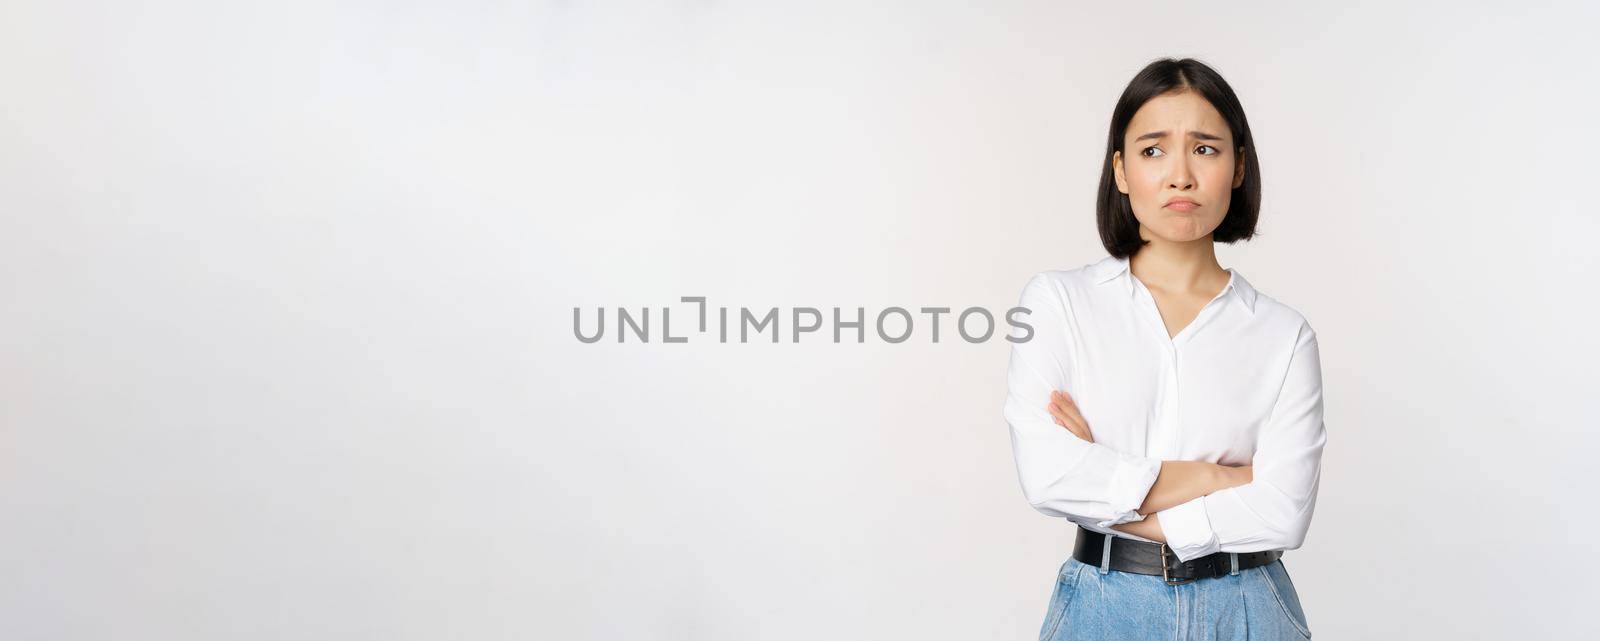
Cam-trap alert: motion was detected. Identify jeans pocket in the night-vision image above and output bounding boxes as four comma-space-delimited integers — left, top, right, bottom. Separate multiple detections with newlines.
1038, 559, 1086, 641
1258, 560, 1313, 639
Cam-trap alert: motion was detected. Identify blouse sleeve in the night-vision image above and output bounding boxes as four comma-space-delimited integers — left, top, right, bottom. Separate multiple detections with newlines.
1156, 321, 1328, 562
1004, 273, 1163, 528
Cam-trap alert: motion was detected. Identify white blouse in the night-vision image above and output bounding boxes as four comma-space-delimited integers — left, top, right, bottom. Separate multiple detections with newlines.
1004, 254, 1326, 563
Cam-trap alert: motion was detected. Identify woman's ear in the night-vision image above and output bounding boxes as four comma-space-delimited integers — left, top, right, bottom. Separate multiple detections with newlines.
1113, 151, 1129, 194
1232, 147, 1246, 189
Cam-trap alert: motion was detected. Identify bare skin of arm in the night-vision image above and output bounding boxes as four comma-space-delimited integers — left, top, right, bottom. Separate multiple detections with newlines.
1048, 390, 1253, 543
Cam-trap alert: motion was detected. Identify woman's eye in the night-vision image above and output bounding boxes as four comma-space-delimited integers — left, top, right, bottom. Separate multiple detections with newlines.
1196, 145, 1218, 156
1141, 146, 1163, 158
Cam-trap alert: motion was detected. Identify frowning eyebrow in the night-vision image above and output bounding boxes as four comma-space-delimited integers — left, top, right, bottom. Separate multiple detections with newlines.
1133, 130, 1225, 142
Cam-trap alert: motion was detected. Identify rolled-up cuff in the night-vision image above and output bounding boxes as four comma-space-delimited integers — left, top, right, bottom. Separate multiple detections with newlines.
1158, 495, 1220, 562
1093, 451, 1161, 528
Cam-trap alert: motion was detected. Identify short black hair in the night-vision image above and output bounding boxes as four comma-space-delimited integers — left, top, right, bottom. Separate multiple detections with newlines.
1096, 57, 1261, 259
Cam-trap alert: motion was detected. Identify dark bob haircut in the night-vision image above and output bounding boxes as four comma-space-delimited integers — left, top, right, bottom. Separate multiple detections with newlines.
1096, 57, 1261, 259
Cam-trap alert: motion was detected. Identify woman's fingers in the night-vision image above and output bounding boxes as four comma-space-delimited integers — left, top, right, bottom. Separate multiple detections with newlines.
1049, 391, 1081, 425
1047, 397, 1073, 427
1054, 392, 1093, 440
1047, 391, 1094, 443
1048, 391, 1072, 424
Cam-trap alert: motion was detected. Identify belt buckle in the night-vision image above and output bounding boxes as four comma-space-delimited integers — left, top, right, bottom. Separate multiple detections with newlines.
1160, 543, 1197, 586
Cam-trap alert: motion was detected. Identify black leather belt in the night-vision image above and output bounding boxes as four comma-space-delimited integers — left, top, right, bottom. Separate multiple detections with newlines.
1072, 525, 1282, 585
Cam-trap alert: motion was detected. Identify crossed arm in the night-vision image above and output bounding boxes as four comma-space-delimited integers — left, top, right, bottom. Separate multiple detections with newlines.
1006, 274, 1324, 561
1045, 390, 1253, 543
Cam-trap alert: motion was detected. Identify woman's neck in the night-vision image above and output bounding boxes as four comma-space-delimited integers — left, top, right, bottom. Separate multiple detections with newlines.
1128, 238, 1227, 295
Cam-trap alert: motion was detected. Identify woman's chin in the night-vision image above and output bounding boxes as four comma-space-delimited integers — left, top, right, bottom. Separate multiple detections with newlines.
1137, 216, 1220, 244
1149, 225, 1214, 243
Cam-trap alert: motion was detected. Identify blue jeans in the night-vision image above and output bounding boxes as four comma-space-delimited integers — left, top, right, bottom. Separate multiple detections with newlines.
1038, 555, 1313, 641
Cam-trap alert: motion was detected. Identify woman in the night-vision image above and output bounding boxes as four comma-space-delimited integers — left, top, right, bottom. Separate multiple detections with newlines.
1004, 58, 1326, 640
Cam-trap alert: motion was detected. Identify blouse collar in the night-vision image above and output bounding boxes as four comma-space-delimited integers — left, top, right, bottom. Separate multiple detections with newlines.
1091, 254, 1257, 315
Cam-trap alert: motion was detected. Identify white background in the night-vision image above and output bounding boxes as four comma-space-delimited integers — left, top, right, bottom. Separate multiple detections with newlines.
3, 1, 1596, 639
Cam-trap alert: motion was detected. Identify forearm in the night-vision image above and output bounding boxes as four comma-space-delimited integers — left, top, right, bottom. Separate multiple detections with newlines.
1109, 462, 1250, 543
1111, 510, 1166, 542
1136, 461, 1252, 516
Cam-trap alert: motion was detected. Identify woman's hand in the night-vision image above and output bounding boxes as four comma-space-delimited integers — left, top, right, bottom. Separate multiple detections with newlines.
1048, 390, 1095, 443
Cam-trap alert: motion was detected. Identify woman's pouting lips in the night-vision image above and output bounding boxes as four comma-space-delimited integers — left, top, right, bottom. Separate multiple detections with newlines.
1165, 201, 1199, 212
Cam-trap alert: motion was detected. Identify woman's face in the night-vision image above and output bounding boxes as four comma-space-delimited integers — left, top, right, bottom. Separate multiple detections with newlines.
1113, 90, 1246, 244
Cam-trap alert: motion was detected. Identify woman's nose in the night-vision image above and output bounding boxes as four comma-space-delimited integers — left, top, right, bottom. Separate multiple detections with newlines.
1167, 157, 1195, 190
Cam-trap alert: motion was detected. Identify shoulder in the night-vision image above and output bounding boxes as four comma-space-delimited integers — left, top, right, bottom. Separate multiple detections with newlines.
1017, 255, 1121, 297
1248, 288, 1319, 347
